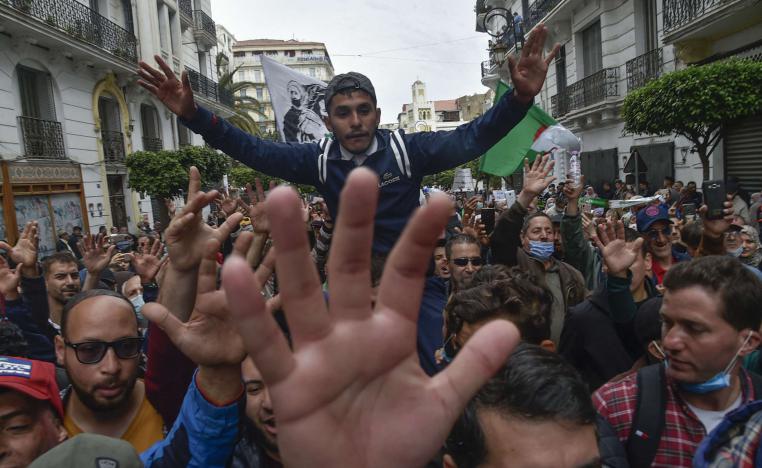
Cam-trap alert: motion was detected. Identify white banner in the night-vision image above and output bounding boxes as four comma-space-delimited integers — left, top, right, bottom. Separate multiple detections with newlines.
261, 56, 329, 143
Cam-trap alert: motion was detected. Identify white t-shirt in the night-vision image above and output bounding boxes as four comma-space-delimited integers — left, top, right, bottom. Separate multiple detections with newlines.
685, 394, 742, 435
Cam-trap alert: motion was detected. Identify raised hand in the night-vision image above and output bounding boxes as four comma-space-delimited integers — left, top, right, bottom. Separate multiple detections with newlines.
131, 239, 166, 284
215, 188, 239, 218
0, 256, 21, 300
164, 167, 243, 272
245, 178, 276, 233
79, 234, 115, 275
506, 24, 561, 103
518, 153, 556, 208
142, 238, 246, 368
136, 55, 197, 121
223, 169, 519, 468
592, 220, 644, 277
563, 174, 586, 201
0, 221, 40, 277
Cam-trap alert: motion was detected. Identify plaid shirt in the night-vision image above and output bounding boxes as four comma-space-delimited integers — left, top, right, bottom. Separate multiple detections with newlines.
593, 369, 757, 467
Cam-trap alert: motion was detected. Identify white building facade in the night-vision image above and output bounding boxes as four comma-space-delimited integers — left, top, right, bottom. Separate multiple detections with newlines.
0, 0, 234, 256
231, 39, 335, 134
476, 0, 762, 194
397, 80, 467, 133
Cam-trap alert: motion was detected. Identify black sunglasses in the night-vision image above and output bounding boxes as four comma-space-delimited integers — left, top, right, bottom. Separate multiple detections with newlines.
452, 257, 483, 267
65, 337, 144, 364
646, 227, 671, 240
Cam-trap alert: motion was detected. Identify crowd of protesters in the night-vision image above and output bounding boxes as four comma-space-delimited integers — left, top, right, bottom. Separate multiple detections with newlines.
1, 23, 761, 468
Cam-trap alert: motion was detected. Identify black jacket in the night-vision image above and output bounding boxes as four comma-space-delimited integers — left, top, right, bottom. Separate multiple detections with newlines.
559, 280, 659, 392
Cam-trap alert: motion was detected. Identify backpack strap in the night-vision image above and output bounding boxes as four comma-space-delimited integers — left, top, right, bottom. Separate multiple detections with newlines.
317, 138, 332, 185
748, 370, 762, 399
389, 130, 412, 178
626, 364, 667, 468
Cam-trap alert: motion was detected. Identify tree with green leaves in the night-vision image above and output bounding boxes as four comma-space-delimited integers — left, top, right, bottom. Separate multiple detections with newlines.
126, 146, 231, 199
622, 59, 762, 180
216, 53, 267, 136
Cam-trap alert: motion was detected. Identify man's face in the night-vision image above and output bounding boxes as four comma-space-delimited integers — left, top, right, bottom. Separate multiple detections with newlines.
615, 182, 623, 190
448, 243, 482, 291
0, 391, 66, 468
44, 262, 80, 304
521, 217, 554, 251
73, 228, 81, 236
324, 91, 380, 154
629, 252, 651, 294
122, 276, 142, 300
463, 411, 599, 468
660, 286, 759, 384
241, 358, 278, 458
118, 227, 128, 234
645, 220, 672, 261
433, 246, 450, 279
55, 296, 140, 412
724, 231, 741, 252
289, 86, 302, 106
137, 236, 151, 252
663, 179, 672, 188
687, 183, 696, 193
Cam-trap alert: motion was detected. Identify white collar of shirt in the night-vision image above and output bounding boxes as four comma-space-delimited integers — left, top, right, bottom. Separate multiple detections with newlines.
339, 136, 378, 166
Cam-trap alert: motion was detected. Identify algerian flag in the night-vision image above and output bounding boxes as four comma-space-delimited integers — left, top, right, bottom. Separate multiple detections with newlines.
479, 81, 557, 177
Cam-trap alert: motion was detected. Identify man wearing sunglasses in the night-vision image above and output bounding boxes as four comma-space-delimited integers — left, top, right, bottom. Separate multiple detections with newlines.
636, 204, 690, 286
54, 289, 164, 452
445, 234, 484, 293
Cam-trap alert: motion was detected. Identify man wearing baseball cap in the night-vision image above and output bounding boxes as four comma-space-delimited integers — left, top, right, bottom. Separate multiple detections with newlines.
636, 203, 689, 285
137, 26, 560, 255
0, 356, 67, 467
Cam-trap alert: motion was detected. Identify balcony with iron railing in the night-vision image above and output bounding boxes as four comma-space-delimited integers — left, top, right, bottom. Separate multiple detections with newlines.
550, 67, 619, 118
663, 0, 734, 33
102, 130, 126, 164
192, 9, 216, 48
18, 116, 66, 160
185, 67, 235, 108
178, 0, 192, 26
3, 0, 137, 63
525, 0, 564, 32
626, 48, 663, 91
142, 136, 163, 152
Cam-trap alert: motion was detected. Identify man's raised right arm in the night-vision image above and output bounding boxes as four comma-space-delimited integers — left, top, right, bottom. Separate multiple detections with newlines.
137, 55, 320, 186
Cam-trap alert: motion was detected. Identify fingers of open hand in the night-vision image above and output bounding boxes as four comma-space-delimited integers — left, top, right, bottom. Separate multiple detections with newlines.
216, 212, 244, 241
232, 231, 254, 258
253, 247, 276, 290
197, 238, 221, 294
431, 320, 520, 421
377, 194, 452, 324
142, 302, 181, 340
266, 186, 330, 345
223, 256, 294, 385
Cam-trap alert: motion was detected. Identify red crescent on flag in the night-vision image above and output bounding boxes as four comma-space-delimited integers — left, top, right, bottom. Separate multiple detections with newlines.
533, 125, 548, 142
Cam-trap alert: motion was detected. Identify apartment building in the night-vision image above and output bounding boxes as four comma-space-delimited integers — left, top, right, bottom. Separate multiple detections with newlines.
231, 39, 335, 134
476, 0, 762, 193
0, 0, 235, 255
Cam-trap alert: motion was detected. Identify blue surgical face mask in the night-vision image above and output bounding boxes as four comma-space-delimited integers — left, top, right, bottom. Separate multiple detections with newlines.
528, 240, 555, 261
130, 294, 145, 317
673, 333, 752, 394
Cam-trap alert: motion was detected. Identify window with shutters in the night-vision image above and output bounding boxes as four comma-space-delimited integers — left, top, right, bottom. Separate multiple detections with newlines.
16, 65, 65, 159
582, 21, 603, 77
140, 104, 162, 151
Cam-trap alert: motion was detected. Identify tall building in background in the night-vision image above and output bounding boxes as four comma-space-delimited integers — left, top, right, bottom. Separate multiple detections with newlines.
216, 24, 237, 77
397, 80, 468, 133
0, 0, 234, 254
231, 39, 335, 134
476, 0, 762, 192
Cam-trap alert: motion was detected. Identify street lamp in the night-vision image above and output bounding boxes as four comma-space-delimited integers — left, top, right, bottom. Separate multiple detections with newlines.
482, 7, 511, 66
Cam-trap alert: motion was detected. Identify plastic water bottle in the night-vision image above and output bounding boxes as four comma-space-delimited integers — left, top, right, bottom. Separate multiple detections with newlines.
569, 152, 581, 187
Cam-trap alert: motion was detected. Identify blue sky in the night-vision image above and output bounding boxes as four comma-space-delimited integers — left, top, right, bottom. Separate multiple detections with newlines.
211, 0, 492, 125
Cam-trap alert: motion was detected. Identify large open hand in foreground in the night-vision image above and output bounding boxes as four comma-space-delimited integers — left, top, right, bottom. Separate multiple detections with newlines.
223, 168, 520, 467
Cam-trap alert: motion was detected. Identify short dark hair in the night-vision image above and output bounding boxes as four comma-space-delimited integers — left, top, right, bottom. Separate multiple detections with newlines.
61, 289, 136, 338
444, 265, 552, 345
520, 212, 551, 235
664, 176, 675, 184
679, 222, 702, 250
445, 344, 595, 468
663, 256, 762, 331
41, 252, 78, 276
445, 234, 480, 261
